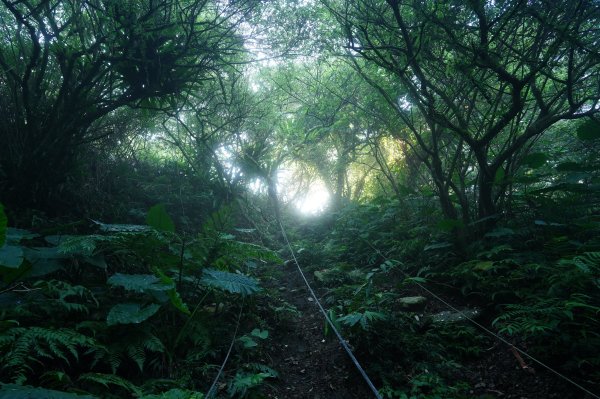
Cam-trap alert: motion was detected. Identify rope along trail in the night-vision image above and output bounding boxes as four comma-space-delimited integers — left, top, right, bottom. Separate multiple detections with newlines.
203, 218, 384, 399
278, 219, 383, 399
204, 222, 600, 398
205, 300, 245, 399
366, 241, 600, 399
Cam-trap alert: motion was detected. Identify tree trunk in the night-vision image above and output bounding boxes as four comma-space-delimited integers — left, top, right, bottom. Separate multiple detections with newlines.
477, 166, 499, 233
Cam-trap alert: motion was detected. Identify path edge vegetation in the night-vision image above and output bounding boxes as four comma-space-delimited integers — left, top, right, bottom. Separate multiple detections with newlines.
1, 0, 600, 398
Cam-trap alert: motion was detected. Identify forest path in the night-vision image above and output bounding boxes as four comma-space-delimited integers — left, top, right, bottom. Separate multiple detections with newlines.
261, 261, 372, 399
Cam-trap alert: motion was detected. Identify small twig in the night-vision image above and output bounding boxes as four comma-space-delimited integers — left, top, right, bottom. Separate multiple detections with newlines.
0, 282, 26, 295
13, 287, 41, 293
510, 345, 535, 374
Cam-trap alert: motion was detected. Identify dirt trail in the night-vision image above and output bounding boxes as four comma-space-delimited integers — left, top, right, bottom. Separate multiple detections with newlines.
262, 261, 373, 399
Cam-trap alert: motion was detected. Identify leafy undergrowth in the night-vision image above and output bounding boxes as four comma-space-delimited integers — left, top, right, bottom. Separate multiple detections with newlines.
1, 194, 599, 399
0, 204, 281, 398
285, 196, 600, 398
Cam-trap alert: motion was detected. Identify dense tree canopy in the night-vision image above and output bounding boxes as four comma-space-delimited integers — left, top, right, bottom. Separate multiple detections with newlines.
1, 0, 600, 398
0, 0, 255, 209
325, 0, 600, 232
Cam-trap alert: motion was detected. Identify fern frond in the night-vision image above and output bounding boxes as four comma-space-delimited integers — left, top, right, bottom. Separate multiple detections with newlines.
106, 352, 123, 374
559, 251, 600, 273
338, 310, 387, 330
55, 235, 98, 256
127, 344, 146, 372
0, 327, 100, 383
574, 251, 600, 272
101, 329, 165, 373
77, 372, 142, 397
141, 332, 166, 353
492, 295, 597, 336
245, 363, 279, 378
34, 280, 98, 314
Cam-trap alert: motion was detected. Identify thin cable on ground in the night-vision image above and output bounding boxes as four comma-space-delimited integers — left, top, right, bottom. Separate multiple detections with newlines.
205, 299, 245, 399
278, 220, 384, 399
366, 242, 600, 399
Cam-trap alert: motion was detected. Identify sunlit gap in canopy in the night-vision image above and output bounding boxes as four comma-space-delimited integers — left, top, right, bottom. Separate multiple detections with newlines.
277, 168, 331, 216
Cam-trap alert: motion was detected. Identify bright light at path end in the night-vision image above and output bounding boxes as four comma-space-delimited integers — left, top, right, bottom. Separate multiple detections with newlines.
295, 181, 330, 215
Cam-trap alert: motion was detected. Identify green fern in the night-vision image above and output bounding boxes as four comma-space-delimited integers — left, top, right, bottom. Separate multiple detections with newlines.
56, 235, 108, 257
201, 269, 261, 296
93, 328, 165, 374
493, 294, 600, 336
217, 240, 281, 266
493, 299, 561, 335
0, 327, 100, 383
227, 371, 274, 398
338, 310, 387, 330
77, 373, 142, 397
33, 280, 98, 314
567, 251, 600, 273
245, 363, 279, 379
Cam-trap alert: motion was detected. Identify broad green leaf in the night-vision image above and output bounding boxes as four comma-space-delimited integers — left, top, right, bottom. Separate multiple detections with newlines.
0, 203, 6, 247
250, 329, 269, 339
0, 245, 24, 268
576, 119, 600, 140
325, 309, 341, 338
522, 152, 548, 168
108, 273, 174, 293
146, 204, 175, 233
0, 384, 96, 398
5, 228, 38, 243
91, 220, 148, 233
24, 247, 69, 261
153, 268, 190, 314
106, 303, 160, 326
239, 336, 258, 348
166, 289, 190, 315
201, 269, 261, 296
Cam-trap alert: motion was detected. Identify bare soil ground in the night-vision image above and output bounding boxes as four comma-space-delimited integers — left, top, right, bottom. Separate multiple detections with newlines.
261, 261, 372, 399
256, 263, 598, 399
